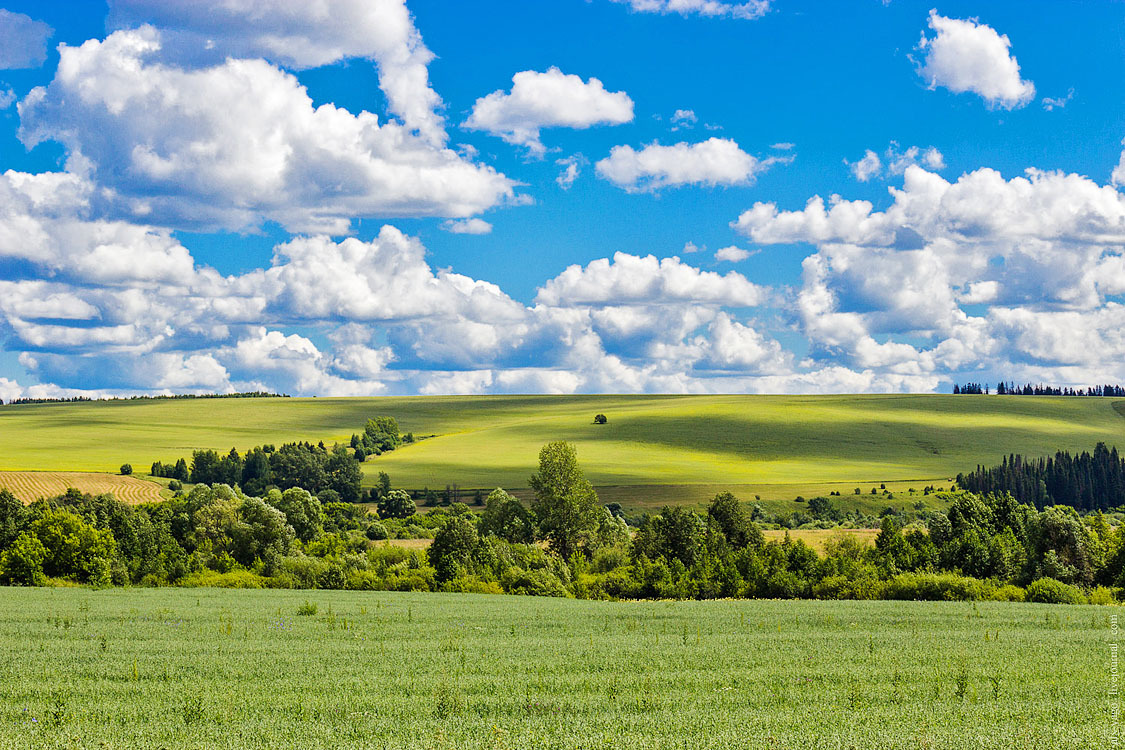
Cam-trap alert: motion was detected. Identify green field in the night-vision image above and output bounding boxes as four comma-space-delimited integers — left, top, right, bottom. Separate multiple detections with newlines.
0, 587, 1108, 749
2, 395, 1124, 507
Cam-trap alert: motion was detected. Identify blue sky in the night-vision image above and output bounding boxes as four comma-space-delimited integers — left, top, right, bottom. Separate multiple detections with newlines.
1, 0, 1125, 397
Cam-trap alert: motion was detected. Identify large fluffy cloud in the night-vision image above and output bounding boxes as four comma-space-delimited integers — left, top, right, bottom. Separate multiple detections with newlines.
611, 0, 770, 20
0, 10, 52, 70
18, 27, 514, 233
596, 138, 773, 192
915, 10, 1035, 109
536, 252, 766, 307
108, 0, 445, 143
734, 165, 1125, 382
0, 168, 815, 397
464, 68, 633, 156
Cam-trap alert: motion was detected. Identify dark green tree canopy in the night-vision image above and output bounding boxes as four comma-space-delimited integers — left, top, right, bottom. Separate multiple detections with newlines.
529, 441, 599, 559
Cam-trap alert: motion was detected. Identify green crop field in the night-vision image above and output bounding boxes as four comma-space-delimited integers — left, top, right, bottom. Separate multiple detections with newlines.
1, 395, 1123, 508
0, 587, 1108, 749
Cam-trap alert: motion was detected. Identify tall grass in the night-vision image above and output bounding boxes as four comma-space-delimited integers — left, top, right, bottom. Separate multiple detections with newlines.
0, 587, 1107, 749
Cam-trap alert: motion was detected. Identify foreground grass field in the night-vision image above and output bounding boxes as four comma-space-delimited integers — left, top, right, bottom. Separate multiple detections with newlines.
1, 394, 1123, 507
0, 588, 1108, 749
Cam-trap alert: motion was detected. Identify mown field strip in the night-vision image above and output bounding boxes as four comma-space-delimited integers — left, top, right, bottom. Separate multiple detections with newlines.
0, 587, 1106, 749
0, 471, 164, 504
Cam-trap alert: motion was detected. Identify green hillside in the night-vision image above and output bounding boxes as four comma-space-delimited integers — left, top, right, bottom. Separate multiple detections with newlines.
1, 394, 1123, 507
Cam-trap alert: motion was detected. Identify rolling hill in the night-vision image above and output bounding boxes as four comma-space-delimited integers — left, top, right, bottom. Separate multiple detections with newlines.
1, 394, 1123, 509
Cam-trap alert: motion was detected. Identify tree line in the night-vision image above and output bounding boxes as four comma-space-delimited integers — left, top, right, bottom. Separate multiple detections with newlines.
957, 443, 1125, 512
953, 382, 1125, 397
150, 417, 407, 502
3, 391, 286, 406
0, 440, 1117, 605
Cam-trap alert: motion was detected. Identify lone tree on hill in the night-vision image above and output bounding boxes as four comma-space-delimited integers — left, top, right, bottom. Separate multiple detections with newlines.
529, 441, 599, 559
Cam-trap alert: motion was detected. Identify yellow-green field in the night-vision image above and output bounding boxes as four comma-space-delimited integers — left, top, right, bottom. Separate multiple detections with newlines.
0, 395, 1122, 507
0, 471, 165, 504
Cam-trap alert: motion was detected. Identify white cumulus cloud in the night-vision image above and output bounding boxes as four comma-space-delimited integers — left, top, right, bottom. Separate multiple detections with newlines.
611, 0, 770, 20
715, 246, 753, 263
916, 10, 1035, 109
536, 251, 766, 307
108, 0, 445, 143
18, 28, 514, 233
442, 218, 493, 235
735, 163, 1125, 383
596, 138, 772, 193
463, 68, 633, 157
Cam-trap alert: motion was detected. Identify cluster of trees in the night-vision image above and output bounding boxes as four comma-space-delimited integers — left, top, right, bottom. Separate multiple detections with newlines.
953, 382, 1125, 397
182, 443, 363, 502
957, 443, 1125, 512
151, 417, 409, 503
349, 417, 411, 461
0, 440, 1117, 606
3, 391, 285, 406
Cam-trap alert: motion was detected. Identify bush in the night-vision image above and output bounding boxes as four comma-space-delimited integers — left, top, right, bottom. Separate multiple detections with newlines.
812, 574, 885, 601
883, 572, 987, 602
440, 576, 504, 595
177, 570, 266, 588
0, 532, 48, 586
988, 584, 1026, 602
120, 464, 133, 476
279, 555, 330, 589
1088, 586, 1118, 606
501, 567, 570, 597
365, 521, 389, 540
168, 479, 183, 492
590, 545, 629, 574
317, 563, 348, 590
1025, 578, 1087, 605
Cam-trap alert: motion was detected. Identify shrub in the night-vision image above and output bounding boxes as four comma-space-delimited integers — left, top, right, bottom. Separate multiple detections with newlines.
0, 532, 48, 586
989, 584, 1026, 603
365, 521, 389, 540
383, 568, 434, 592
597, 567, 641, 599
178, 569, 265, 588
279, 555, 330, 589
883, 572, 987, 602
1088, 586, 1117, 606
1025, 578, 1086, 605
501, 566, 570, 597
590, 545, 629, 574
763, 570, 809, 599
440, 576, 504, 595
296, 601, 318, 616
593, 414, 608, 424
120, 464, 133, 476
812, 574, 885, 601
168, 479, 183, 492
316, 563, 348, 590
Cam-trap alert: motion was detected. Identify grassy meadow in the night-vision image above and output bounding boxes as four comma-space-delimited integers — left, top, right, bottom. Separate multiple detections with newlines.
1, 394, 1123, 508
0, 587, 1109, 749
